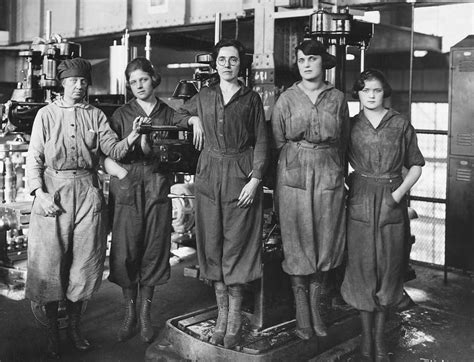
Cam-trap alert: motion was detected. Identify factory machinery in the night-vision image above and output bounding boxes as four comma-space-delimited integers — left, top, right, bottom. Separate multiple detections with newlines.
0, 5, 386, 361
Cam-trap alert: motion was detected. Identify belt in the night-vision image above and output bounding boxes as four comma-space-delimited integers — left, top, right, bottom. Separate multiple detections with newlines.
207, 146, 251, 158
45, 168, 94, 178
124, 159, 154, 166
353, 171, 402, 184
288, 140, 337, 150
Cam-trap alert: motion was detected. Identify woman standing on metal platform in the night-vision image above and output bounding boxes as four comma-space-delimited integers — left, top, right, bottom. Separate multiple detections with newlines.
174, 39, 269, 349
341, 69, 424, 361
271, 39, 350, 340
103, 57, 203, 344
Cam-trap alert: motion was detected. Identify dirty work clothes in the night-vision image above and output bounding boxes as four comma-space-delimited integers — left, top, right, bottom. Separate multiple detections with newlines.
26, 97, 131, 195
271, 82, 349, 275
174, 84, 269, 284
108, 164, 172, 287
107, 98, 181, 287
26, 169, 107, 304
25, 98, 132, 304
341, 109, 425, 311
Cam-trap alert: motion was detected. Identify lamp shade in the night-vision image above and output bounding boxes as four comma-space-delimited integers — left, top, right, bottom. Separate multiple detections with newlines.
172, 80, 198, 100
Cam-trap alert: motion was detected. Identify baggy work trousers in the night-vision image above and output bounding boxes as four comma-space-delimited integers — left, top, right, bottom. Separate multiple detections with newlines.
26, 168, 107, 304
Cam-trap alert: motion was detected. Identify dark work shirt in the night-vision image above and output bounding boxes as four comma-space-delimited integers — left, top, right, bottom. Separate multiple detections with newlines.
174, 84, 269, 180
109, 97, 187, 163
349, 109, 425, 177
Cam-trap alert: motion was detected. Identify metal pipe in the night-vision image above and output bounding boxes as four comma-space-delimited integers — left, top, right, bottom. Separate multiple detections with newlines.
408, 2, 415, 121
214, 12, 222, 44
45, 10, 52, 41
360, 44, 366, 73
145, 32, 151, 60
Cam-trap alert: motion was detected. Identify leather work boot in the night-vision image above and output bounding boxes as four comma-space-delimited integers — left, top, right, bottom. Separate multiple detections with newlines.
308, 274, 328, 337
374, 310, 390, 362
290, 275, 314, 340
66, 300, 92, 351
223, 284, 243, 349
210, 282, 228, 346
360, 310, 374, 361
44, 301, 60, 359
139, 286, 154, 343
117, 286, 138, 342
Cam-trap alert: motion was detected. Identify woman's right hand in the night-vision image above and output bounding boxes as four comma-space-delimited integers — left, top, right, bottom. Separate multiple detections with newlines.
127, 116, 151, 146
188, 116, 204, 151
35, 189, 62, 217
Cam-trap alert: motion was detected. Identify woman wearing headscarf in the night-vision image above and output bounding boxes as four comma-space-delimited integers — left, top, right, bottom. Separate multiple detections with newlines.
26, 58, 145, 358
271, 39, 349, 340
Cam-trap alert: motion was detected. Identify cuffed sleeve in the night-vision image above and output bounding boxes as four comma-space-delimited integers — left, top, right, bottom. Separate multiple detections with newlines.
251, 94, 269, 180
96, 110, 130, 160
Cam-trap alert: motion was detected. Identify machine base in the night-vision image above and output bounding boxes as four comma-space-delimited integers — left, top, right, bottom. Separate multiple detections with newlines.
146, 306, 363, 361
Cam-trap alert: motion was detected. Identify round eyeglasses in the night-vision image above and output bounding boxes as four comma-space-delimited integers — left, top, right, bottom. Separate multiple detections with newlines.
216, 56, 240, 67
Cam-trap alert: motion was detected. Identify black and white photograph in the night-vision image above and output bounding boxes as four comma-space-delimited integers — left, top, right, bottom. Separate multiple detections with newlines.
0, 0, 472, 361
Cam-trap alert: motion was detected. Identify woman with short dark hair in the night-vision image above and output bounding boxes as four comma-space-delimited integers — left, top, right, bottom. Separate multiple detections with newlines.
341, 69, 424, 361
104, 57, 202, 343
271, 39, 350, 340
174, 39, 269, 349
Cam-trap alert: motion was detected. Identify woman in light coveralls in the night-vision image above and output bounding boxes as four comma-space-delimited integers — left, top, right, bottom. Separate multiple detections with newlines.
26, 58, 143, 358
271, 39, 349, 340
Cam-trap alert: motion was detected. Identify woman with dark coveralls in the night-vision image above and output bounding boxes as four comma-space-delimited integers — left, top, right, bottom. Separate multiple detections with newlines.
26, 58, 144, 358
174, 39, 269, 349
103, 57, 203, 343
341, 69, 424, 361
271, 39, 349, 340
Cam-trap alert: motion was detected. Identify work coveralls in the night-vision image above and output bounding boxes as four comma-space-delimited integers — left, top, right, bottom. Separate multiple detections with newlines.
341, 109, 425, 311
26, 98, 131, 304
107, 98, 187, 288
175, 84, 269, 285
271, 82, 350, 275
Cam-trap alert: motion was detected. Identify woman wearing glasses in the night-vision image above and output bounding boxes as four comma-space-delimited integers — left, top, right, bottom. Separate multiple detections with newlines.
271, 39, 349, 340
175, 39, 269, 349
341, 69, 424, 361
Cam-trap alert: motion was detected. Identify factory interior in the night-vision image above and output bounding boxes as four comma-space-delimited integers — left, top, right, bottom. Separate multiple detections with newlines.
0, 0, 473, 361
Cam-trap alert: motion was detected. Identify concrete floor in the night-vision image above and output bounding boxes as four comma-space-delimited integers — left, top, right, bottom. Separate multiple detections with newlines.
0, 260, 472, 361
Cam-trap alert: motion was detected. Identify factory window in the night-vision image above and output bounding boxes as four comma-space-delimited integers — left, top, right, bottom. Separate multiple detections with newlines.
410, 102, 448, 266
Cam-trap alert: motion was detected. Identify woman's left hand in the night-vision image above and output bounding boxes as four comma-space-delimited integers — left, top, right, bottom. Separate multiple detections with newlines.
237, 177, 260, 208
188, 116, 204, 151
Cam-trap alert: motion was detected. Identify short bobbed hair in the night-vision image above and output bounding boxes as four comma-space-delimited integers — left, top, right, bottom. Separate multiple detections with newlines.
211, 39, 247, 70
125, 57, 161, 88
295, 39, 336, 70
352, 68, 392, 99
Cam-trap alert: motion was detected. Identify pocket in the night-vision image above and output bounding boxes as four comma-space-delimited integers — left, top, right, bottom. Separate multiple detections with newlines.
379, 191, 404, 227
110, 173, 135, 206
31, 196, 48, 217
282, 149, 306, 190
194, 157, 215, 202
322, 169, 343, 191
87, 186, 104, 214
348, 197, 370, 224
84, 130, 98, 149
